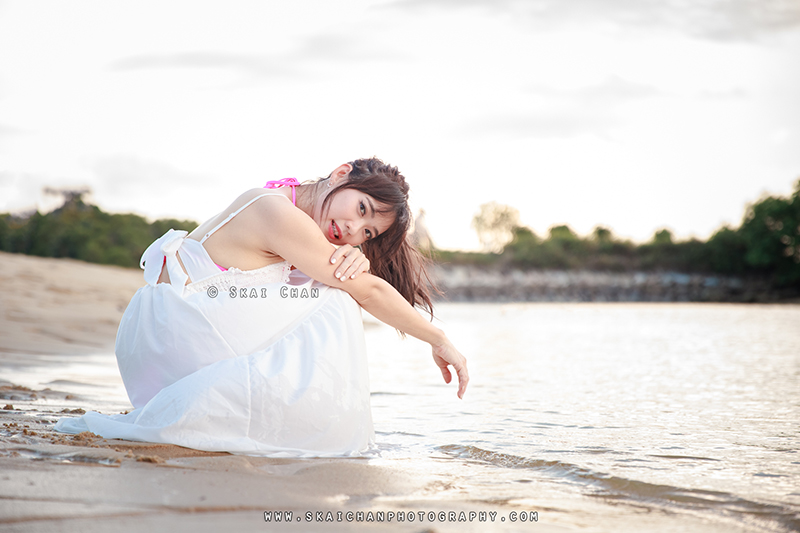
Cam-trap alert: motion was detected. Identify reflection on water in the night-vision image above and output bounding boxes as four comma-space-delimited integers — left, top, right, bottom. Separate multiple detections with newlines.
4, 353, 130, 413
366, 303, 800, 532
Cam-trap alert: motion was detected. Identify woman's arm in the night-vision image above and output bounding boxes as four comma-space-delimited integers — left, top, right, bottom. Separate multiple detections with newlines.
255, 196, 469, 398
356, 277, 469, 398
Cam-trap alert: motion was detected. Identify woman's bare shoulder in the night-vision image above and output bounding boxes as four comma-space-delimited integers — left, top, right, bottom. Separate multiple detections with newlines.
238, 187, 293, 205
213, 188, 295, 227
188, 188, 292, 241
226, 188, 308, 245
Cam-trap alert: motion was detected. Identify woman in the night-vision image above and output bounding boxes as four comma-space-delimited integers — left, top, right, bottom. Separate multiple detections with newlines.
56, 158, 468, 456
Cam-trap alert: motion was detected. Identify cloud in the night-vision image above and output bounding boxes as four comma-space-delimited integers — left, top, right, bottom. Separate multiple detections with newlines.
698, 87, 748, 100
0, 122, 26, 138
460, 110, 614, 139
107, 52, 302, 79
107, 33, 402, 80
384, 0, 800, 42
0, 123, 29, 155
92, 155, 215, 195
0, 171, 77, 215
0, 157, 212, 219
460, 76, 659, 139
526, 75, 661, 107
291, 33, 403, 63
676, 0, 800, 41
90, 155, 218, 220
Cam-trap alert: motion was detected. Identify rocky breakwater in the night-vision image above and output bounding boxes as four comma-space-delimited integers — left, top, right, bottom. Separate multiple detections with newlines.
432, 265, 781, 303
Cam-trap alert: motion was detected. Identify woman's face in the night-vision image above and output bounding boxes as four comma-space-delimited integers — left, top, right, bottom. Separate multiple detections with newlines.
317, 188, 395, 246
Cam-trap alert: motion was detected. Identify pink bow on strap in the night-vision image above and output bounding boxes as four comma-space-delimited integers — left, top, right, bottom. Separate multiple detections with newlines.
264, 177, 300, 205
263, 177, 300, 188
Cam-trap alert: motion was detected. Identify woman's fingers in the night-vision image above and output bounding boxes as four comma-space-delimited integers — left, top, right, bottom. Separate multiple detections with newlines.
330, 245, 354, 281
436, 356, 453, 383
333, 248, 369, 281
343, 257, 369, 280
456, 363, 469, 399
432, 344, 469, 399
329, 244, 352, 265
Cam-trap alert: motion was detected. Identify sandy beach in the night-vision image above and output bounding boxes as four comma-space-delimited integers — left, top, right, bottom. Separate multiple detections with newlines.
0, 251, 548, 533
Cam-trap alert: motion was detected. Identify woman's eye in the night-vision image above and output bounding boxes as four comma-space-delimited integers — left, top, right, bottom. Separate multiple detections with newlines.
365, 229, 372, 240
359, 201, 366, 215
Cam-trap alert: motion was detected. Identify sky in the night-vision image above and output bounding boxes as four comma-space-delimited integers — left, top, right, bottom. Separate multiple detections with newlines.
1, 0, 799, 251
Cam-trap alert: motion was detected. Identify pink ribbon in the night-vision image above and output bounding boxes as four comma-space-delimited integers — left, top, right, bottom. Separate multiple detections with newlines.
264, 177, 300, 205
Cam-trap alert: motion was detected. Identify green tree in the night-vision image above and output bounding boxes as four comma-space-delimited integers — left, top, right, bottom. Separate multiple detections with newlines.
0, 190, 198, 268
592, 226, 613, 244
504, 226, 541, 266
739, 179, 800, 284
590, 226, 634, 271
706, 226, 747, 275
544, 225, 589, 268
653, 228, 674, 245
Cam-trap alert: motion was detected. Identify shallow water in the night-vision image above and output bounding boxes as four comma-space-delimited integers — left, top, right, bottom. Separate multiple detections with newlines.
366, 303, 800, 532
5, 303, 799, 531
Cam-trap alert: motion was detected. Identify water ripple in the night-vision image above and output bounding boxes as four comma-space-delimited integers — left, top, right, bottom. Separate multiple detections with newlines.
437, 444, 800, 532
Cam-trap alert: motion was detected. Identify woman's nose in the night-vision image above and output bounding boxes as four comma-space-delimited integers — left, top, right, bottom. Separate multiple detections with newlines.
346, 220, 362, 235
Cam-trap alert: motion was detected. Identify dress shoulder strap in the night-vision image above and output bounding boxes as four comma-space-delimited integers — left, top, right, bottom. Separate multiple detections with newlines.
264, 177, 299, 205
200, 193, 291, 244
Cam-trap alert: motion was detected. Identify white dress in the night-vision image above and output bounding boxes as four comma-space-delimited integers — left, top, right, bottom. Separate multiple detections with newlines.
55, 193, 374, 457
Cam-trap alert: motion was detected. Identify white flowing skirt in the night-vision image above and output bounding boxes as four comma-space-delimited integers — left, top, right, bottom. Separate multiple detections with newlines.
55, 269, 374, 457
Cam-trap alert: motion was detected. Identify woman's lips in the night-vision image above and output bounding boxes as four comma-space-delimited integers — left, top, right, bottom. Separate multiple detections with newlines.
329, 221, 341, 241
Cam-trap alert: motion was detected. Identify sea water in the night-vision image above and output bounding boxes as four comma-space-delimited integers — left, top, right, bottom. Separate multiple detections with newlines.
10, 303, 799, 532
366, 303, 800, 532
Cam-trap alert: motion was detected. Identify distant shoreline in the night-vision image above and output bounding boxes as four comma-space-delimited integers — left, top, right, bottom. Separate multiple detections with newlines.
432, 264, 800, 303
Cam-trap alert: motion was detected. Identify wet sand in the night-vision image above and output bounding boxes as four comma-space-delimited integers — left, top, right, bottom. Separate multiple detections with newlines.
0, 251, 549, 532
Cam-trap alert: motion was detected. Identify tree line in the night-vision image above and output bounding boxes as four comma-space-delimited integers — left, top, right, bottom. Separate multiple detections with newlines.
0, 191, 197, 268
440, 179, 800, 288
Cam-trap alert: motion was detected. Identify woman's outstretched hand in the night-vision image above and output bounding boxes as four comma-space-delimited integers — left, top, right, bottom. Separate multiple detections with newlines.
432, 339, 469, 399
329, 244, 370, 282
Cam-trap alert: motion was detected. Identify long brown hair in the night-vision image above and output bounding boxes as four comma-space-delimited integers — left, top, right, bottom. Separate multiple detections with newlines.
319, 157, 440, 318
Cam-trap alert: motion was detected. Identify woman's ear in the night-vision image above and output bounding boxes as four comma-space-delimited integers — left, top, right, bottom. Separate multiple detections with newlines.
329, 163, 353, 185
